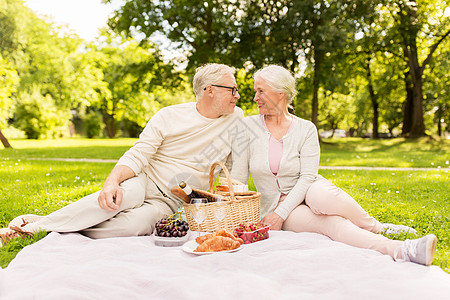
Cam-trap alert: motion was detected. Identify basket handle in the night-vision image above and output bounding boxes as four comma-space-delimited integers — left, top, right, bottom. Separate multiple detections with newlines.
209, 161, 235, 201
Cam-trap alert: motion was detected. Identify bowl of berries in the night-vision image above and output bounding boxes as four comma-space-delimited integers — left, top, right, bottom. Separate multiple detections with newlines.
234, 222, 270, 244
153, 212, 191, 247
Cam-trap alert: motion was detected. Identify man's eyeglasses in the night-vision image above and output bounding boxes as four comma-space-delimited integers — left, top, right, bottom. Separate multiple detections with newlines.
204, 84, 239, 96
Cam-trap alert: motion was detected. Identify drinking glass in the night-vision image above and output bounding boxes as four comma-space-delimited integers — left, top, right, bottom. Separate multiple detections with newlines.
190, 198, 208, 237
214, 196, 229, 228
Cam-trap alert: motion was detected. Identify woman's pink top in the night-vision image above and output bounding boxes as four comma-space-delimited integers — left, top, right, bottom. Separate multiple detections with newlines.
260, 115, 294, 175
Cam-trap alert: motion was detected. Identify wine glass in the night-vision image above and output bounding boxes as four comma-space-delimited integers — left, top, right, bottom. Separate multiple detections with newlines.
214, 196, 229, 228
190, 198, 208, 237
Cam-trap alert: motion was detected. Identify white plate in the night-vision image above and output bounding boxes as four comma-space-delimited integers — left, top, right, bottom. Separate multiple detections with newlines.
153, 229, 190, 247
182, 240, 242, 255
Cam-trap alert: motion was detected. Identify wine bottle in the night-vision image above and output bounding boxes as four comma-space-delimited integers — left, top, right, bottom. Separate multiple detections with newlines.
179, 181, 203, 199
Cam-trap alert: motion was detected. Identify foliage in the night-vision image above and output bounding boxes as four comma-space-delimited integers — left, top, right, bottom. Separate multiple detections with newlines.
424, 37, 450, 136
84, 34, 181, 137
380, 0, 450, 136
0, 54, 18, 128
84, 111, 105, 138
13, 89, 71, 139
1, 0, 449, 141
106, 0, 242, 70
121, 119, 142, 138
235, 68, 258, 115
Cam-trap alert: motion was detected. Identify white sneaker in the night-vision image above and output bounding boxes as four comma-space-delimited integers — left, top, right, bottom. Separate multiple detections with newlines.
382, 223, 417, 235
394, 234, 437, 266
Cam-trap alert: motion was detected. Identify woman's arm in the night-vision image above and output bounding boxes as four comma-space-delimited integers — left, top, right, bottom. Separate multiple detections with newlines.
274, 123, 320, 220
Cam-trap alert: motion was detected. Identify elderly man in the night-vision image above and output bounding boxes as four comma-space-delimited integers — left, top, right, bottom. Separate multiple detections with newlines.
1, 63, 243, 243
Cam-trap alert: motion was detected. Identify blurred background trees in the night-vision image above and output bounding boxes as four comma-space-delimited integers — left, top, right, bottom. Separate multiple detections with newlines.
0, 0, 449, 147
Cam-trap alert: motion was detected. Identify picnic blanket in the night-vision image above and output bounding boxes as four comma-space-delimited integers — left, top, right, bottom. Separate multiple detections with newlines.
1, 231, 449, 300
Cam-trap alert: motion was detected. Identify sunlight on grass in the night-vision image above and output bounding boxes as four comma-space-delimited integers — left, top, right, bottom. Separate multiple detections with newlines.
1, 138, 136, 160
2, 137, 449, 168
0, 159, 113, 222
7, 138, 137, 149
320, 137, 450, 168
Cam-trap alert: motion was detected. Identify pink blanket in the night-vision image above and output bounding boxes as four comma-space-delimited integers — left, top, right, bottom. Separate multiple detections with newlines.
1, 231, 449, 299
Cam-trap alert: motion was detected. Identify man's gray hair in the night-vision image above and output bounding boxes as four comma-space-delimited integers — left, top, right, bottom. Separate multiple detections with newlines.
193, 63, 236, 99
254, 65, 296, 109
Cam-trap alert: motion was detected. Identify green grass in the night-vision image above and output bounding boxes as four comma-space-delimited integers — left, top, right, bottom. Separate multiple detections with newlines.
3, 136, 449, 168
0, 159, 114, 267
320, 137, 450, 168
2, 138, 136, 160
1, 137, 449, 272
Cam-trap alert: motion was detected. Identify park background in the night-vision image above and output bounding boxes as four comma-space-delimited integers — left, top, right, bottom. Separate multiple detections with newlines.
0, 0, 449, 272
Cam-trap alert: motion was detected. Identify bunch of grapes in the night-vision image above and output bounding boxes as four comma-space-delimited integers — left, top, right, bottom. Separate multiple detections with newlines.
154, 212, 190, 238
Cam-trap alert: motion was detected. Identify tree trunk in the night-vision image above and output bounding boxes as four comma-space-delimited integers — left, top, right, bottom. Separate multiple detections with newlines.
103, 113, 116, 138
364, 57, 379, 139
398, 2, 427, 137
402, 72, 414, 136
437, 112, 442, 137
409, 76, 425, 137
408, 42, 425, 137
0, 128, 12, 148
311, 49, 323, 126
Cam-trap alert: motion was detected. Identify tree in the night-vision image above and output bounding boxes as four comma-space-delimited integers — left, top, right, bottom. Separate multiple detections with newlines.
385, 0, 450, 137
0, 54, 18, 148
105, 0, 241, 70
1, 0, 96, 139
86, 34, 180, 137
424, 37, 450, 136
236, 0, 378, 125
14, 88, 71, 139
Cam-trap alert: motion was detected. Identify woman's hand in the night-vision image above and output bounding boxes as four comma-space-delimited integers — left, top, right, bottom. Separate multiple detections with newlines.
262, 212, 284, 231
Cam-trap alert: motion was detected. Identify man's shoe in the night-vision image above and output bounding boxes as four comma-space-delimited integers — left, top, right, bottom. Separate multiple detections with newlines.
0, 226, 34, 247
8, 214, 43, 229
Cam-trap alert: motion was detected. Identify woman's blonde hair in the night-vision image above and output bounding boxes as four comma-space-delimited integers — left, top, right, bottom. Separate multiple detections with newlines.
254, 65, 296, 110
193, 63, 236, 99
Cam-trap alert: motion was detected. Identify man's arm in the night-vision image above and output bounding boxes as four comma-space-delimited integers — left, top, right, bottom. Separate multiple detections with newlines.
97, 165, 136, 211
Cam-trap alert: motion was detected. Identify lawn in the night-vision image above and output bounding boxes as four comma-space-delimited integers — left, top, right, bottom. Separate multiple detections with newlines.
320, 137, 450, 168
1, 137, 449, 272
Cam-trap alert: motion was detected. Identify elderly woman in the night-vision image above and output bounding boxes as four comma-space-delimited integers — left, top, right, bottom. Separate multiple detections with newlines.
231, 65, 437, 266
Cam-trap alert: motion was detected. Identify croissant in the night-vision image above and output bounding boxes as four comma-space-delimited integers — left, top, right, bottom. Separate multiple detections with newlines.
194, 236, 241, 252
195, 228, 244, 245
195, 233, 215, 244
216, 228, 244, 244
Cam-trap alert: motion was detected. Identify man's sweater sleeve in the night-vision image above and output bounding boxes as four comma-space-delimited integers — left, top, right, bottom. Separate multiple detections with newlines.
116, 112, 165, 175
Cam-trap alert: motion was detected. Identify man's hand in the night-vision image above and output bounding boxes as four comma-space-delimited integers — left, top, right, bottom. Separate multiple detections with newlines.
262, 212, 284, 231
97, 165, 135, 211
98, 181, 123, 211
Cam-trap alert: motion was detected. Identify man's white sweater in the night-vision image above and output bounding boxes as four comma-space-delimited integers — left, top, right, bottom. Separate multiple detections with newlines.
117, 102, 244, 207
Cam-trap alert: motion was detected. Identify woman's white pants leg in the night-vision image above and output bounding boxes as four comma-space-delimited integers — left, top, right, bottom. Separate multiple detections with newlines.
282, 176, 402, 258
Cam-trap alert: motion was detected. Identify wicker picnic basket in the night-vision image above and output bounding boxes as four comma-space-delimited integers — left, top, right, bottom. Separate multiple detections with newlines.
183, 161, 261, 232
